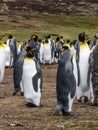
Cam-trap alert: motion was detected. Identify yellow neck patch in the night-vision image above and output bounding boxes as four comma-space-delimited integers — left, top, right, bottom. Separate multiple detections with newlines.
24, 57, 33, 61
0, 43, 6, 48
96, 39, 98, 43
80, 42, 88, 49
72, 54, 75, 62
44, 42, 49, 45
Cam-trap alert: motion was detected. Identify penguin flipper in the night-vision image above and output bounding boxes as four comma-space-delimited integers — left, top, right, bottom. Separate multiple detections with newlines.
87, 53, 93, 87
32, 73, 38, 92
67, 70, 76, 99
76, 40, 80, 86
13, 50, 27, 92
33, 58, 43, 90
76, 60, 80, 86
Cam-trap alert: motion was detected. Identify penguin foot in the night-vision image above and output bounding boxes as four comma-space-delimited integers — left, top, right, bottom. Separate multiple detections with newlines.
78, 98, 82, 103
78, 96, 89, 104
62, 112, 71, 116
90, 100, 98, 106
84, 96, 89, 104
13, 90, 19, 96
62, 112, 77, 117
26, 103, 37, 107
21, 92, 24, 96
53, 110, 59, 116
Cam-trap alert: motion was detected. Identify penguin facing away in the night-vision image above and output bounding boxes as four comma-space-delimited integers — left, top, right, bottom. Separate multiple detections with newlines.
0, 43, 6, 82
53, 45, 76, 116
6, 37, 17, 67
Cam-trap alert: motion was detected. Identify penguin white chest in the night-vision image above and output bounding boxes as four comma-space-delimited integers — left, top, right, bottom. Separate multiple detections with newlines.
0, 45, 6, 82
43, 44, 51, 62
23, 58, 37, 79
5, 46, 11, 67
22, 58, 37, 91
79, 44, 91, 87
22, 58, 41, 106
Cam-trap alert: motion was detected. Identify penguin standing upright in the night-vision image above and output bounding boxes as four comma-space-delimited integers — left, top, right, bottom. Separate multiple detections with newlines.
90, 37, 98, 106
6, 34, 17, 67
0, 42, 6, 82
53, 44, 76, 116
76, 40, 94, 103
22, 56, 43, 107
13, 43, 43, 107
38, 39, 44, 64
43, 39, 52, 64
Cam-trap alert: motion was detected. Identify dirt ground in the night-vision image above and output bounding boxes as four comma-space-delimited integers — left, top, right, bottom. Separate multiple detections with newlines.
0, 64, 98, 130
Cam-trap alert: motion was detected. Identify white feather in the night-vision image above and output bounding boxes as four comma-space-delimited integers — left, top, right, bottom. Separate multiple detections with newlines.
0, 44, 6, 82
43, 43, 52, 64
22, 58, 41, 106
76, 42, 94, 101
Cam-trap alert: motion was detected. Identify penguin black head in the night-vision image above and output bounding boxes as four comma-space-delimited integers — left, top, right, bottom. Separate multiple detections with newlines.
31, 34, 38, 42
25, 46, 36, 58
56, 36, 60, 42
8, 34, 13, 39
45, 39, 49, 43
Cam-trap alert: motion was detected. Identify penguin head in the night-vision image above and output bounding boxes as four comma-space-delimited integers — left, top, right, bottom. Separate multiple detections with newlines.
56, 36, 60, 42
25, 46, 36, 58
8, 34, 13, 39
31, 34, 38, 42
45, 39, 49, 44
62, 43, 70, 52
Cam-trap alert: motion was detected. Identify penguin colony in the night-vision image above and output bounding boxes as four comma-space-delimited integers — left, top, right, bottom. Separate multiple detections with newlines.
0, 33, 98, 117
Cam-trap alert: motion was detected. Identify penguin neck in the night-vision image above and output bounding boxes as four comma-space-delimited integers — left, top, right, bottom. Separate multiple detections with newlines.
24, 57, 33, 61
0, 43, 6, 48
45, 43, 49, 46
80, 41, 89, 49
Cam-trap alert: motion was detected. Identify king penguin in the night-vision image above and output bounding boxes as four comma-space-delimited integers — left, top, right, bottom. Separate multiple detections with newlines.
53, 44, 76, 116
22, 51, 43, 107
76, 40, 94, 103
0, 42, 6, 82
13, 45, 43, 107
43, 39, 52, 64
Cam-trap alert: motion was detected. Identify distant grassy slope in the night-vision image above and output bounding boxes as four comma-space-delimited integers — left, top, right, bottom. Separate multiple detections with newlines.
0, 13, 98, 42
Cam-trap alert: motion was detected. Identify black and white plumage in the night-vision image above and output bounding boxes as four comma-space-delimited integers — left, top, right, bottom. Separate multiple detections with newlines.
22, 57, 43, 107
76, 41, 94, 104
6, 38, 17, 67
54, 49, 76, 116
13, 47, 43, 107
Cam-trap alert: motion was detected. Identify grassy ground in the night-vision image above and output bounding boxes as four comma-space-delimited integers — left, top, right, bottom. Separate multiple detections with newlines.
0, 13, 98, 42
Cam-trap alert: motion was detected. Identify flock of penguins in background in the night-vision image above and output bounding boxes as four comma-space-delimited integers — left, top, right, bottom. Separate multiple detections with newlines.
0, 32, 98, 116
